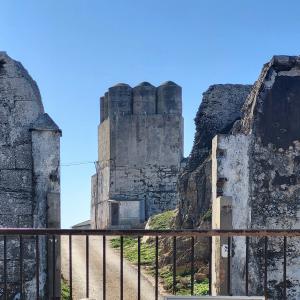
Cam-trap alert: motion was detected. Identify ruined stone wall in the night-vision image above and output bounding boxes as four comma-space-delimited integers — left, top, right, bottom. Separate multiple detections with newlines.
91, 81, 183, 229
0, 52, 61, 299
176, 84, 252, 228
241, 56, 300, 299
211, 56, 300, 299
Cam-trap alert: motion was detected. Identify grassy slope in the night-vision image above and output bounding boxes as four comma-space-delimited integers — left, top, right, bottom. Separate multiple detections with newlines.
111, 210, 209, 295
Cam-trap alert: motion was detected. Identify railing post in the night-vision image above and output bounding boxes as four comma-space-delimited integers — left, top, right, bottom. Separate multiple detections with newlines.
47, 193, 61, 299
211, 196, 233, 296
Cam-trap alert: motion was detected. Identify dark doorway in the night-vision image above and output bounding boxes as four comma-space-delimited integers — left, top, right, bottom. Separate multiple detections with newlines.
111, 203, 119, 225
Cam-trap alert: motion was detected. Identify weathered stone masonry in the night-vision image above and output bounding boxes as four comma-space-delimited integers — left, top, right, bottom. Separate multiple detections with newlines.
176, 84, 252, 229
91, 81, 184, 229
0, 52, 61, 299
211, 56, 300, 299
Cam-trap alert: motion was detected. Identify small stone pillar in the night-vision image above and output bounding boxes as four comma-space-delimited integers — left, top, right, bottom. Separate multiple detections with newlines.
211, 196, 233, 296
30, 113, 62, 299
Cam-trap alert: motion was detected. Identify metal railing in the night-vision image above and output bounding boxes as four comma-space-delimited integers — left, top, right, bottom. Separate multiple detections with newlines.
0, 228, 298, 299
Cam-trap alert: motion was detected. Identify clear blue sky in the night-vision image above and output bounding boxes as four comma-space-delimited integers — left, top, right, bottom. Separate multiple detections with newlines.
1, 0, 300, 228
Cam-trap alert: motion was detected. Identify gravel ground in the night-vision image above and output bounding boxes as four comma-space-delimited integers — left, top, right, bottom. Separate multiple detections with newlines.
61, 235, 164, 300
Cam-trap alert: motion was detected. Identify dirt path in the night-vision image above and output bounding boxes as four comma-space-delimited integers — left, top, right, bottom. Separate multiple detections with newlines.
61, 236, 164, 300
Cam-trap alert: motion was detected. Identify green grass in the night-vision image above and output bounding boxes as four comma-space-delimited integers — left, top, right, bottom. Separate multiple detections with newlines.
158, 266, 209, 295
111, 236, 155, 265
146, 210, 176, 230
110, 210, 209, 296
61, 277, 70, 300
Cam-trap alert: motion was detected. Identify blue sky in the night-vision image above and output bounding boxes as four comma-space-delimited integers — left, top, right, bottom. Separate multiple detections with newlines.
1, 0, 300, 228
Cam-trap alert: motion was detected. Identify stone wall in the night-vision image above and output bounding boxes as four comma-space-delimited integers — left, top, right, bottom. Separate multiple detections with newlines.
176, 84, 252, 228
211, 56, 300, 299
0, 52, 61, 299
91, 81, 184, 229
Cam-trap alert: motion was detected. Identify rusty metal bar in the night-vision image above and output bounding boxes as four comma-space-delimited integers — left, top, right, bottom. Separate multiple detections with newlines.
172, 236, 176, 295
4, 235, 7, 300
35, 235, 39, 300
155, 236, 159, 300
245, 236, 249, 296
19, 235, 23, 299
69, 234, 72, 299
120, 236, 124, 300
52, 235, 56, 298
103, 235, 106, 300
138, 236, 141, 300
209, 236, 212, 295
0, 228, 299, 237
283, 236, 287, 299
264, 236, 268, 299
227, 236, 231, 296
86, 235, 89, 298
191, 236, 195, 295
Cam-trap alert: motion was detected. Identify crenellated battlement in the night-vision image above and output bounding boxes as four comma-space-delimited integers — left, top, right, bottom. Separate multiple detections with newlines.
99, 81, 182, 122
93, 80, 184, 229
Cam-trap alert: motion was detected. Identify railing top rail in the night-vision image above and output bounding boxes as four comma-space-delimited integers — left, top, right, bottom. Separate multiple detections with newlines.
0, 228, 299, 237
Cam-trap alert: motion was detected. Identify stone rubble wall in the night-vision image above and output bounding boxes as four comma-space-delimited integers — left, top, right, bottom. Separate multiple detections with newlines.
237, 56, 300, 299
210, 56, 300, 299
176, 84, 252, 228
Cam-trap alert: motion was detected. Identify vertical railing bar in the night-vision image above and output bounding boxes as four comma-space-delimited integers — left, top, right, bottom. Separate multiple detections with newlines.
86, 235, 89, 298
4, 235, 7, 300
155, 236, 159, 300
138, 236, 141, 300
245, 236, 249, 296
52, 234, 56, 298
103, 235, 106, 300
46, 235, 49, 298
35, 235, 39, 300
172, 236, 176, 295
283, 236, 287, 300
227, 236, 231, 296
191, 236, 195, 295
120, 236, 124, 300
209, 236, 212, 295
19, 235, 23, 299
69, 234, 72, 299
264, 236, 268, 299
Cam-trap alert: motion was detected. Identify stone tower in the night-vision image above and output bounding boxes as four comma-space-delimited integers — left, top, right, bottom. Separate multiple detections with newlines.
91, 81, 184, 229
0, 52, 61, 298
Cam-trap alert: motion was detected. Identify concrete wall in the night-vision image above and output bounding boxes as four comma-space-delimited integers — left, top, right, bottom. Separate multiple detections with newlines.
92, 81, 183, 228
211, 134, 250, 295
0, 52, 61, 298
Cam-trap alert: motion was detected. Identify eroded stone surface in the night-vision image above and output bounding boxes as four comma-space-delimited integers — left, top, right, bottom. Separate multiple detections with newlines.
176, 84, 252, 228
210, 56, 300, 299
0, 52, 61, 299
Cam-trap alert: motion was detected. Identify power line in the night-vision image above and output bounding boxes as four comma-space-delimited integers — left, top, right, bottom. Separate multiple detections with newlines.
61, 161, 96, 167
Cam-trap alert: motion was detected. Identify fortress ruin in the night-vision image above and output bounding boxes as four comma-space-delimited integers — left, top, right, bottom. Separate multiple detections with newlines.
91, 81, 184, 229
0, 52, 61, 299
211, 56, 300, 299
